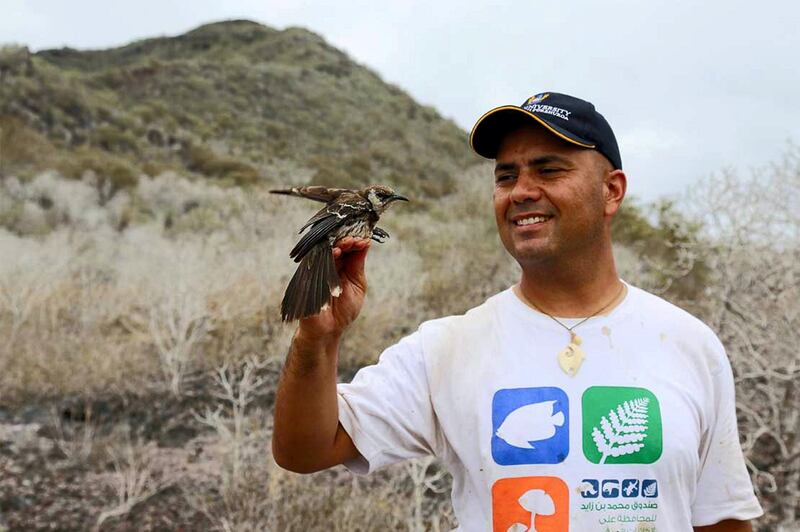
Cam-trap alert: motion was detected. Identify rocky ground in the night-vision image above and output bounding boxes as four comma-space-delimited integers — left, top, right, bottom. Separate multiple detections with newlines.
0, 373, 276, 531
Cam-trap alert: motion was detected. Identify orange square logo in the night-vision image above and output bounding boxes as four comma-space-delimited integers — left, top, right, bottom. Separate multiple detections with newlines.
492, 476, 569, 532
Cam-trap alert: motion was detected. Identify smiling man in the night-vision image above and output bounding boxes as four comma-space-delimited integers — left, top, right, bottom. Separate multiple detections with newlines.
272, 92, 763, 530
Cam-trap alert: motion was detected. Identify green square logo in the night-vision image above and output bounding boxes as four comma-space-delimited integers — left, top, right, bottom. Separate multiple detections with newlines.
582, 386, 662, 464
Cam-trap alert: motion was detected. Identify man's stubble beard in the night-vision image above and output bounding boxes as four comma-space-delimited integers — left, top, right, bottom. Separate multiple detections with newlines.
503, 209, 608, 272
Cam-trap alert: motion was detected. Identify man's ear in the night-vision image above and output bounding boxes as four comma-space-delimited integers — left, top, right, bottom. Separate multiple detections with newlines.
604, 169, 627, 217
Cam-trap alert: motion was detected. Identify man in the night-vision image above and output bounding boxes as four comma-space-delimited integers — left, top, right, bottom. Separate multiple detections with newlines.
272, 92, 763, 530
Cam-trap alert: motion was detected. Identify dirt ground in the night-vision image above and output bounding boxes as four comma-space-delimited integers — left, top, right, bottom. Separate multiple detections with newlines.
0, 378, 269, 531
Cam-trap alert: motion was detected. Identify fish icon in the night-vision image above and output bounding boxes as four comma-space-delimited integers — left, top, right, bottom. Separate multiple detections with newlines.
496, 400, 565, 449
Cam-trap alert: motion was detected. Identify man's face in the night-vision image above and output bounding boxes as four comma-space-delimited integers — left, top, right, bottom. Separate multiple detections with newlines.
493, 124, 610, 266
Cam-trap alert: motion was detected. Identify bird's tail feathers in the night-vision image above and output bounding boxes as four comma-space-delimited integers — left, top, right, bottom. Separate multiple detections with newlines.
281, 244, 341, 321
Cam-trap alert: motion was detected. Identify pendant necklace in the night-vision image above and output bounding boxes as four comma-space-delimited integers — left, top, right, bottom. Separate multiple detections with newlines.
520, 283, 625, 377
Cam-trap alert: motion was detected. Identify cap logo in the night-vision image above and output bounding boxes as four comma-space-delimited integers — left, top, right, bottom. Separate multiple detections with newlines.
525, 93, 550, 105
522, 103, 571, 121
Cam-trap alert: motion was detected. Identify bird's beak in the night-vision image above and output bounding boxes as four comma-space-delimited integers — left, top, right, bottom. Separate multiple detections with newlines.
388, 194, 409, 203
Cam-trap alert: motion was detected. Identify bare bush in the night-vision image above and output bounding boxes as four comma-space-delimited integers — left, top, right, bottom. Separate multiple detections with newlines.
682, 151, 800, 528
185, 439, 455, 531
0, 176, 306, 399
50, 405, 95, 466
146, 251, 215, 396
1, 157, 797, 528
185, 355, 455, 530
0, 229, 71, 346
404, 456, 454, 531
94, 434, 170, 531
194, 357, 269, 488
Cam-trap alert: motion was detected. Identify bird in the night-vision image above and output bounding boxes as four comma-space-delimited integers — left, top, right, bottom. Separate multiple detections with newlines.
270, 185, 409, 321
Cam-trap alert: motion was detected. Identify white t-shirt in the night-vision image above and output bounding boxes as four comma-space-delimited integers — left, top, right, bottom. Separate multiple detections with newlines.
337, 283, 763, 531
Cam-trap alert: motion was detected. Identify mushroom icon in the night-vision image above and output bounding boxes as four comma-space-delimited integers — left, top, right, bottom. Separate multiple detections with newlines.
506, 489, 555, 532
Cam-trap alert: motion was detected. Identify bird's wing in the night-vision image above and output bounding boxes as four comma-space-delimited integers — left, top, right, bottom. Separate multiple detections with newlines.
270, 186, 351, 203
289, 196, 371, 261
289, 213, 345, 261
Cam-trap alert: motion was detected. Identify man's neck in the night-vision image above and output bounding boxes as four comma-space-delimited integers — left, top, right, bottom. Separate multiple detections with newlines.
516, 247, 624, 318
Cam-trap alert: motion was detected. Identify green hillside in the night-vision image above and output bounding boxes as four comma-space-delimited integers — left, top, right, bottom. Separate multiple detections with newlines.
0, 20, 475, 196
0, 19, 706, 300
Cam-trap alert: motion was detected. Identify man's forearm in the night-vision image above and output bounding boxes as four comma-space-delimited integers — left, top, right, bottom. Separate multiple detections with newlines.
271, 328, 347, 473
271, 238, 369, 472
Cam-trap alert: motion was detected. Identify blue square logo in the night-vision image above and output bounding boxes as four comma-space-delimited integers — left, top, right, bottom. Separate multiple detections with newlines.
491, 387, 569, 465
621, 479, 640, 498
601, 479, 620, 498
641, 479, 659, 498
578, 479, 599, 498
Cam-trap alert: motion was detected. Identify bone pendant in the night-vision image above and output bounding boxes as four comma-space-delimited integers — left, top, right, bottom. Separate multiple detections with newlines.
558, 334, 585, 377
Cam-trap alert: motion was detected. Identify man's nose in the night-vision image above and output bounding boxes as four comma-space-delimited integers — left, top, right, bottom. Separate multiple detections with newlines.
510, 172, 543, 203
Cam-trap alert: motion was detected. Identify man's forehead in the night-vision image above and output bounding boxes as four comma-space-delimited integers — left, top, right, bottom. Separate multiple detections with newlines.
494, 127, 612, 174
495, 125, 582, 159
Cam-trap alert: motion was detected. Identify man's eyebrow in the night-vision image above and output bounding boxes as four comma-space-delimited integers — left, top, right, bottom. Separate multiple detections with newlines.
494, 162, 517, 174
527, 155, 573, 167
494, 155, 574, 173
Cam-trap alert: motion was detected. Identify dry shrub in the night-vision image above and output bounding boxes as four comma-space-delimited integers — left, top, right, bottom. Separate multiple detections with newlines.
0, 115, 59, 175
0, 177, 304, 400
339, 244, 429, 370
187, 451, 456, 531
185, 144, 260, 185
58, 147, 139, 203
1, 152, 798, 528
187, 423, 454, 531
398, 164, 518, 316
617, 149, 799, 528
682, 154, 800, 529
94, 435, 170, 531
179, 357, 454, 531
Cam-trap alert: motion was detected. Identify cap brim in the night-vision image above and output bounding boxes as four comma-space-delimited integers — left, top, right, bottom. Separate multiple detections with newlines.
469, 106, 596, 159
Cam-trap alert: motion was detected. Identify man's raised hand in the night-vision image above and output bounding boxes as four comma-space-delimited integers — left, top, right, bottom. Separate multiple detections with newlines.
296, 237, 371, 340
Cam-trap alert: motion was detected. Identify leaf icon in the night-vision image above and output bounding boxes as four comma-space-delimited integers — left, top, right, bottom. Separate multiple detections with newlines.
591, 397, 650, 464
643, 482, 657, 497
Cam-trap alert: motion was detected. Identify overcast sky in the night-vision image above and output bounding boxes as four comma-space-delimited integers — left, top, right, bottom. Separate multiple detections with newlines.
3, 0, 799, 203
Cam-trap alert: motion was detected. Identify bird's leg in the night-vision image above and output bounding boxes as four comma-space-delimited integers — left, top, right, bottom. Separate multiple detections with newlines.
371, 227, 390, 243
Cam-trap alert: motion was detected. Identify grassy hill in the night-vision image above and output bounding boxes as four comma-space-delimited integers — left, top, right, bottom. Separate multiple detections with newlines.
0, 19, 707, 301
0, 20, 476, 197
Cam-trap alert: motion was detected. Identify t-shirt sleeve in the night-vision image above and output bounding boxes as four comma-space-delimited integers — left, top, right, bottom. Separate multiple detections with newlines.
691, 337, 764, 525
336, 331, 438, 474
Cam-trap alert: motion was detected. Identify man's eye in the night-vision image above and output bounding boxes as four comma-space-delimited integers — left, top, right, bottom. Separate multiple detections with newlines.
495, 174, 515, 183
540, 167, 561, 174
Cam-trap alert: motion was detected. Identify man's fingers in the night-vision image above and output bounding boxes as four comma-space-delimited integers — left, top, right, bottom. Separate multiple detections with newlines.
335, 236, 352, 250
339, 237, 370, 250
332, 237, 370, 258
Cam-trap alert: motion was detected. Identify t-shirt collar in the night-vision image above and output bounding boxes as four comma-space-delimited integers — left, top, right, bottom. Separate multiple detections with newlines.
503, 279, 636, 330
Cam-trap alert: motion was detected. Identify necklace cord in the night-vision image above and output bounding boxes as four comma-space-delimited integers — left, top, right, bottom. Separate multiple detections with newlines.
523, 282, 626, 334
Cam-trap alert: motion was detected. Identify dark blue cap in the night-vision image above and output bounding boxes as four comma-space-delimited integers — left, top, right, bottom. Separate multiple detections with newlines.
469, 92, 622, 170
